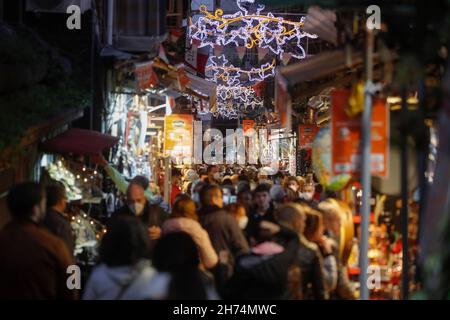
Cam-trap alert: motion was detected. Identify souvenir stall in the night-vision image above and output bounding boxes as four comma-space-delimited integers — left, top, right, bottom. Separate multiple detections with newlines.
106, 54, 216, 195
39, 128, 118, 274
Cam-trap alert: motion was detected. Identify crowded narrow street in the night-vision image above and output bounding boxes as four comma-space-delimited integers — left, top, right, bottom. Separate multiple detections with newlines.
0, 0, 450, 308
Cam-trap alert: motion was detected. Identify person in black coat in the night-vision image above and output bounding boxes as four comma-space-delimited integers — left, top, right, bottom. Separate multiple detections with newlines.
43, 183, 75, 256
276, 203, 327, 300
111, 182, 167, 255
222, 220, 301, 300
197, 184, 249, 279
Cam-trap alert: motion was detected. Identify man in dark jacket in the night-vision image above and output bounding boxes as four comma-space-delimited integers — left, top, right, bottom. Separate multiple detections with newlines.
112, 182, 167, 254
0, 182, 76, 300
277, 203, 327, 300
43, 183, 75, 255
198, 184, 249, 278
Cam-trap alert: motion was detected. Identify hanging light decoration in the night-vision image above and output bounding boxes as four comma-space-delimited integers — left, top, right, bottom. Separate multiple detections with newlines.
190, 0, 318, 119
206, 55, 276, 85
189, 0, 317, 59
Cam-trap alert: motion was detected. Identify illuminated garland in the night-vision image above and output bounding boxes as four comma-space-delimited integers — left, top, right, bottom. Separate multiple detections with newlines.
206, 55, 275, 86
189, 0, 317, 59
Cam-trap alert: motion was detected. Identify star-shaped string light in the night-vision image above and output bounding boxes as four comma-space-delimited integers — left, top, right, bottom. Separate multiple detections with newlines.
189, 0, 317, 58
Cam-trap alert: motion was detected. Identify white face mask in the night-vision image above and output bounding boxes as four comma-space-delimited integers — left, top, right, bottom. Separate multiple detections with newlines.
129, 202, 145, 216
238, 216, 249, 229
213, 172, 221, 181
299, 192, 314, 201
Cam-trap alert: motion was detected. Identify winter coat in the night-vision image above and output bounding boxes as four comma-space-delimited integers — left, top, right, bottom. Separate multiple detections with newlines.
112, 202, 168, 256
112, 201, 167, 228
162, 217, 219, 269
43, 209, 75, 256
296, 237, 327, 300
82, 259, 156, 300
246, 202, 277, 242
198, 205, 249, 277
0, 220, 75, 300
223, 226, 300, 300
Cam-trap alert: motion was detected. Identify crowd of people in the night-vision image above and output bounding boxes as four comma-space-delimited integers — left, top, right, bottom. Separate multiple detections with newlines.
0, 161, 357, 300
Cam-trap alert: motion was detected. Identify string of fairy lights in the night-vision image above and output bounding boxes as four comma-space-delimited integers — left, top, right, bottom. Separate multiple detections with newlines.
189, 0, 318, 119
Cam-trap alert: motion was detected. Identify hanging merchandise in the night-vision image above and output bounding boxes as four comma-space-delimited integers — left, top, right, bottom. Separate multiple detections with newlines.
46, 161, 83, 201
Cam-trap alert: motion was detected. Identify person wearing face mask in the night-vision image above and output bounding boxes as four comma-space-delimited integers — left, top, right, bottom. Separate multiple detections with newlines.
204, 165, 221, 185
197, 184, 249, 279
0, 183, 76, 299
43, 183, 75, 256
284, 176, 300, 194
299, 182, 317, 205
112, 182, 168, 255
191, 180, 205, 208
224, 203, 249, 230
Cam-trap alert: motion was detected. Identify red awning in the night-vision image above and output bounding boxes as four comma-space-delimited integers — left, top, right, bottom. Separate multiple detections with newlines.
40, 128, 119, 156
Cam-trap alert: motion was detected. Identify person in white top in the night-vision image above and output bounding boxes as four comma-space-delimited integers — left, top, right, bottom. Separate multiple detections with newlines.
83, 215, 157, 300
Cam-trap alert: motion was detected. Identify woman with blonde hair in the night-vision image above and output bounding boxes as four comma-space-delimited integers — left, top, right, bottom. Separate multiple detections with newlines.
318, 198, 356, 299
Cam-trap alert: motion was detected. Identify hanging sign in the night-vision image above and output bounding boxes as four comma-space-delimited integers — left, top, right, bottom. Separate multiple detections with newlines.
135, 61, 158, 90
299, 124, 319, 149
164, 114, 194, 163
331, 89, 389, 178
275, 74, 292, 132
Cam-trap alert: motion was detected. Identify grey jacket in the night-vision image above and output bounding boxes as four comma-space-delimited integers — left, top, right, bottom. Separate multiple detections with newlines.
198, 205, 250, 276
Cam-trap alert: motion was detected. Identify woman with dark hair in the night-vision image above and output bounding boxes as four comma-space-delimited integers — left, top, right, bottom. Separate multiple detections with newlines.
162, 196, 218, 269
82, 216, 156, 300
149, 232, 219, 300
